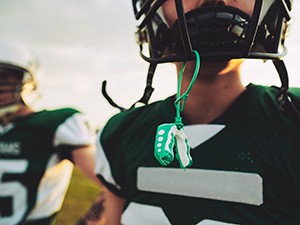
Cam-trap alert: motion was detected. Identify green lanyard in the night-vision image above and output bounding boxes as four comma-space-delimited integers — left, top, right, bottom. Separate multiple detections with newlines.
175, 50, 200, 128
154, 50, 200, 168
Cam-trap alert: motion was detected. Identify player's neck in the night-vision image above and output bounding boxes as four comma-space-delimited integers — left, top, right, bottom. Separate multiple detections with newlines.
0, 104, 34, 126
179, 65, 245, 124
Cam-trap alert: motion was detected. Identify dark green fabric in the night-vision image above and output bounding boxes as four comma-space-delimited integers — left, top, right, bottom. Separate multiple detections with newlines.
25, 213, 57, 225
100, 84, 300, 225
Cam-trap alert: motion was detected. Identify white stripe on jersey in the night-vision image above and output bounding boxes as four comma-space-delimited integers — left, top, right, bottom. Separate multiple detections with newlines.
122, 202, 240, 225
138, 167, 263, 206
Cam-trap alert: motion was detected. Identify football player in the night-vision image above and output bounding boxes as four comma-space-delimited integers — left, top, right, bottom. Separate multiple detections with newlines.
95, 0, 300, 225
0, 40, 99, 225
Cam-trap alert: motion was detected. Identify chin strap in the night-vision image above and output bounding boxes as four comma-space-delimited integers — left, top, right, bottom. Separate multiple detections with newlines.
101, 63, 157, 112
273, 60, 300, 123
129, 63, 157, 109
101, 81, 126, 112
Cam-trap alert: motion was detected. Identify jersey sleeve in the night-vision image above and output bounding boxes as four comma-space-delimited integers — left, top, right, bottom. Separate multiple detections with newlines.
94, 111, 132, 197
95, 130, 121, 195
53, 112, 95, 147
94, 104, 162, 197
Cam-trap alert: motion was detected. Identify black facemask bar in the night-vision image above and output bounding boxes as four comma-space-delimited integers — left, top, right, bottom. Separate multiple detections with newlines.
0, 71, 25, 108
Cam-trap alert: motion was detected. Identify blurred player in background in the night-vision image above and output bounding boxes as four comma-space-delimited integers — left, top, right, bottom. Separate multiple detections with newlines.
0, 40, 99, 225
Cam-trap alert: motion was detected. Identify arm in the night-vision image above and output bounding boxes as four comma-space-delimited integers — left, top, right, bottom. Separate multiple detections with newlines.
72, 145, 125, 225
71, 145, 100, 184
76, 186, 125, 225
101, 186, 125, 225
80, 126, 125, 225
71, 133, 125, 224
54, 112, 100, 184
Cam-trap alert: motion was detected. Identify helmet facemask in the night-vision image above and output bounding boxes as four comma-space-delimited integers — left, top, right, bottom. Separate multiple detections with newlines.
168, 5, 252, 62
0, 66, 38, 117
130, 0, 296, 110
103, 0, 294, 111
134, 0, 292, 63
0, 68, 23, 117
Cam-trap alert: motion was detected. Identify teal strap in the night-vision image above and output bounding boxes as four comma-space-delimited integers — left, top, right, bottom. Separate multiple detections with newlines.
154, 50, 201, 168
174, 50, 200, 128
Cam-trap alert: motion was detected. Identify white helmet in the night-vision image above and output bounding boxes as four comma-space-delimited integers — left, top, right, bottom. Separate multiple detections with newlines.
0, 40, 40, 109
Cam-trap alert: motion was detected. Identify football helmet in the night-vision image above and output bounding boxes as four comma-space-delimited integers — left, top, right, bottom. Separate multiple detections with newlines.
129, 0, 298, 116
103, 0, 296, 114
0, 40, 40, 115
133, 0, 293, 63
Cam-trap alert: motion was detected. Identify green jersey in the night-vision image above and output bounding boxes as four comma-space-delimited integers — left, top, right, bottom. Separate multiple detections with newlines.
0, 108, 93, 225
96, 84, 300, 225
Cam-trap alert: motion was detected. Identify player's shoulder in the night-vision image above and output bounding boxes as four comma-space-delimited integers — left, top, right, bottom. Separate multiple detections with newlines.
104, 102, 159, 130
252, 84, 300, 107
249, 84, 300, 130
288, 87, 300, 100
252, 84, 300, 98
42, 107, 80, 115
35, 107, 79, 121
247, 83, 295, 103
25, 107, 81, 130
101, 97, 170, 139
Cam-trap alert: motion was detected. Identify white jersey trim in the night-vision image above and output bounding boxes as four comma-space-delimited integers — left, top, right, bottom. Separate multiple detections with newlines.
53, 113, 94, 147
184, 124, 225, 149
94, 130, 120, 189
27, 154, 73, 220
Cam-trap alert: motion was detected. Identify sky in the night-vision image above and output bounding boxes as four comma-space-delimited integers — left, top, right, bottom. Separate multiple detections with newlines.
0, 0, 299, 130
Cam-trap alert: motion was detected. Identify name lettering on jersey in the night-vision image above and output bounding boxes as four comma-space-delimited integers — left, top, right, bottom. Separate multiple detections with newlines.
0, 142, 21, 156
138, 167, 263, 206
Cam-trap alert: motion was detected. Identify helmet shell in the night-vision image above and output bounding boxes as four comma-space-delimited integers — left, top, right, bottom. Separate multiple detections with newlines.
0, 40, 40, 107
0, 40, 39, 77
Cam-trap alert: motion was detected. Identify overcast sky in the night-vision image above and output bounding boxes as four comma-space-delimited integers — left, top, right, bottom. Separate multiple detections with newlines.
0, 0, 299, 130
